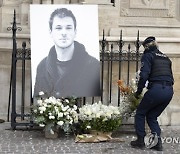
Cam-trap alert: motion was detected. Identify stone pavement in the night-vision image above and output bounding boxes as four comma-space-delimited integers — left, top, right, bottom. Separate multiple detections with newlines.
0, 122, 180, 154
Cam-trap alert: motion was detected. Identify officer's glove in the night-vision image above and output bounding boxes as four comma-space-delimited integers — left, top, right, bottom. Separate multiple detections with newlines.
134, 92, 140, 99
134, 89, 142, 99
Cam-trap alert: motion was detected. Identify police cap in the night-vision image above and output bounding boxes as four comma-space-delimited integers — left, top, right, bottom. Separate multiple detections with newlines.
142, 36, 156, 46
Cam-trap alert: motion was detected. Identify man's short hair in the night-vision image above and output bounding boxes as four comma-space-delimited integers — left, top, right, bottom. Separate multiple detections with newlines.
49, 8, 77, 31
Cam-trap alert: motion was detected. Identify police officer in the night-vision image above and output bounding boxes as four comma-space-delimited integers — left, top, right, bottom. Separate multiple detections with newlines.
130, 36, 174, 151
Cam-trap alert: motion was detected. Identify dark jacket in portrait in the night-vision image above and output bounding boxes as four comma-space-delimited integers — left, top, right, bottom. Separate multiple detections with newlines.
34, 41, 101, 98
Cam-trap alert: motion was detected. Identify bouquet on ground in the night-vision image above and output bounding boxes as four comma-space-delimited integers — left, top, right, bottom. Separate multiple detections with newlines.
32, 91, 79, 136
117, 79, 143, 119
75, 102, 122, 142
78, 101, 122, 133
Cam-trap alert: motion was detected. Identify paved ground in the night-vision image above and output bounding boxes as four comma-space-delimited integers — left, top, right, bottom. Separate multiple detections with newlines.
0, 122, 180, 154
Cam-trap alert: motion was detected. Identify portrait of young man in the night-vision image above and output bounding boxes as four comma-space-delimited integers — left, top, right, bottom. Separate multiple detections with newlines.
30, 5, 101, 98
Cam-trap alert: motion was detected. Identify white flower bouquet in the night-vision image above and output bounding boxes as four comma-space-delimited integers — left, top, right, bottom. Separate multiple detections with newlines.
32, 92, 78, 134
78, 102, 122, 133
117, 78, 143, 119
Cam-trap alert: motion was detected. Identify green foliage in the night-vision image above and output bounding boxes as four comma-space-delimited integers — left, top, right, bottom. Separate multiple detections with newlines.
128, 93, 142, 112
79, 117, 122, 133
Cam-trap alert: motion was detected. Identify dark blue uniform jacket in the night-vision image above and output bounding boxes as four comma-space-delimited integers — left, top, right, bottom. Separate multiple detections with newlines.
137, 46, 174, 94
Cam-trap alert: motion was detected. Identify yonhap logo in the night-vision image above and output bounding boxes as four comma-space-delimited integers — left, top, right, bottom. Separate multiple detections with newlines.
144, 133, 180, 147
161, 137, 180, 144
144, 133, 158, 148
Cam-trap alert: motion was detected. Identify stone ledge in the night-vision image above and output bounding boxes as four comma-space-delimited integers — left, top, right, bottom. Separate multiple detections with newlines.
0, 33, 30, 50
80, 0, 113, 5
0, 33, 30, 38
109, 27, 180, 38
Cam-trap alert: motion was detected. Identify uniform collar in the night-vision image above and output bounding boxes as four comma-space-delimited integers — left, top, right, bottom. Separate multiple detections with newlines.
144, 46, 157, 53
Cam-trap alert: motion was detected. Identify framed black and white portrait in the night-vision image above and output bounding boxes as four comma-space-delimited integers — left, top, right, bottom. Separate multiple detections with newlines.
30, 5, 101, 98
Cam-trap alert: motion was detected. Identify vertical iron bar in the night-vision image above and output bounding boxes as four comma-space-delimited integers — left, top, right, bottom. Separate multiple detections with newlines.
109, 44, 113, 104
107, 47, 110, 103
91, 97, 94, 104
7, 56, 13, 122
83, 97, 86, 105
111, 0, 115, 6
21, 42, 26, 120
127, 44, 131, 85
101, 30, 106, 102
11, 10, 17, 129
118, 30, 123, 106
30, 73, 34, 126
135, 30, 140, 72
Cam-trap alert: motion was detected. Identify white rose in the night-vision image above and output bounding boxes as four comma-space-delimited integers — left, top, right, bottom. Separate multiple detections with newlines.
39, 106, 46, 112
49, 115, 55, 119
69, 120, 73, 124
44, 99, 50, 103
86, 125, 91, 129
113, 109, 120, 115
39, 91, 44, 96
106, 112, 112, 118
37, 100, 43, 106
67, 108, 71, 112
49, 97, 56, 104
39, 123, 45, 127
64, 112, 69, 115
43, 103, 47, 107
66, 115, 70, 120
92, 106, 99, 113
103, 118, 108, 121
57, 121, 64, 126
62, 106, 69, 112
85, 109, 92, 115
95, 113, 101, 118
99, 111, 104, 116
74, 117, 78, 123
56, 101, 62, 106
58, 112, 63, 118
66, 105, 70, 109
65, 99, 69, 103
73, 105, 77, 110
40, 110, 43, 114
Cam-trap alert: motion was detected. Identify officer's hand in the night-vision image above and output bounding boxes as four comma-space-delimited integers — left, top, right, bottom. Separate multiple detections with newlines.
134, 92, 140, 99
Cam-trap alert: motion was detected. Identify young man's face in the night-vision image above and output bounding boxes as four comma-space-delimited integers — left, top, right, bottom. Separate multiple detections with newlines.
50, 16, 76, 49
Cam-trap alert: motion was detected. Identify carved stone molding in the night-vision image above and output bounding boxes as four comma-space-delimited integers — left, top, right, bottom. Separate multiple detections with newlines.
121, 8, 129, 16
121, 0, 175, 18
167, 0, 176, 17
130, 0, 168, 9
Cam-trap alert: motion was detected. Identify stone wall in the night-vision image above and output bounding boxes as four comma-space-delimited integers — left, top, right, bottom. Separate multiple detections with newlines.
0, 0, 180, 126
